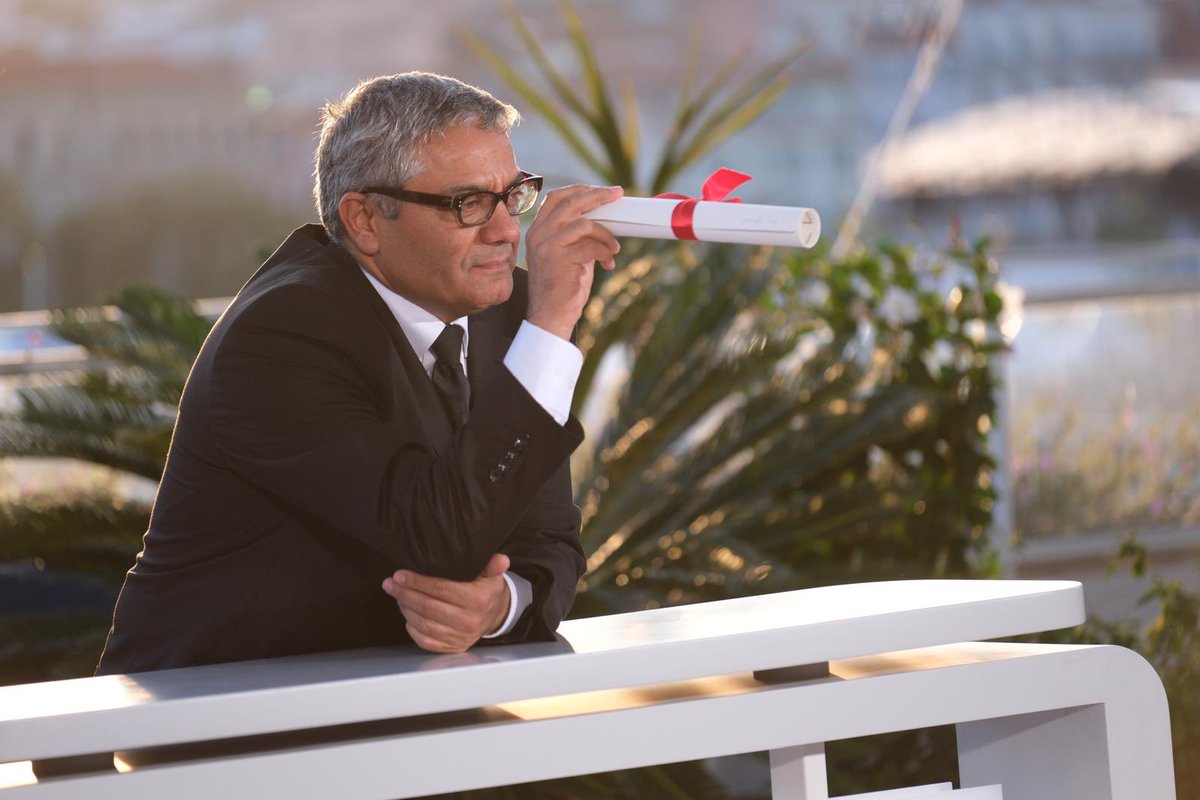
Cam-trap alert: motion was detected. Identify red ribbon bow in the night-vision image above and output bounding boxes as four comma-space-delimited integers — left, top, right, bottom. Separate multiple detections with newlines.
655, 168, 753, 240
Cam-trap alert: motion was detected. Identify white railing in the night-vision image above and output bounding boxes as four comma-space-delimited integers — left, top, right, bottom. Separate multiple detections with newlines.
0, 580, 1177, 799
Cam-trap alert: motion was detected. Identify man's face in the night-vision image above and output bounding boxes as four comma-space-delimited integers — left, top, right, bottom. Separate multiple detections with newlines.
370, 125, 523, 321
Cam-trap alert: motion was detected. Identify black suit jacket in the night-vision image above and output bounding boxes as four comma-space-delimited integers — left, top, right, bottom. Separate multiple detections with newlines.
97, 225, 586, 673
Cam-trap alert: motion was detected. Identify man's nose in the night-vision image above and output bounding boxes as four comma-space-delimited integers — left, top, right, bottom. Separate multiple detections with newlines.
478, 205, 521, 245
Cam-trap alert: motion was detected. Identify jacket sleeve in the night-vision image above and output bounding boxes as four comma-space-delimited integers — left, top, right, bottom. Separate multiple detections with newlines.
485, 456, 585, 642
206, 282, 585, 585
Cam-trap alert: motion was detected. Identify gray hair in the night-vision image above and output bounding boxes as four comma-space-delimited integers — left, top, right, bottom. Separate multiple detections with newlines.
313, 72, 520, 245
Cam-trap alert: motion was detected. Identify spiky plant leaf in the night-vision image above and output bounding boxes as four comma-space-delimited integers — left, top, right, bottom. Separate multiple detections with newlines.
2, 286, 211, 479
459, 25, 608, 178
568, 236, 1003, 627
654, 41, 809, 190
464, 0, 807, 196
0, 490, 148, 576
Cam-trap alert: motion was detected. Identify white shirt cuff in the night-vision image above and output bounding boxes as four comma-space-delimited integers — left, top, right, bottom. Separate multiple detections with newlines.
502, 321, 582, 426
482, 571, 533, 639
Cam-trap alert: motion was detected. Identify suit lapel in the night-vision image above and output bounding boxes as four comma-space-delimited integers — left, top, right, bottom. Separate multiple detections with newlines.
467, 309, 512, 406
332, 246, 455, 454
323, 235, 518, 451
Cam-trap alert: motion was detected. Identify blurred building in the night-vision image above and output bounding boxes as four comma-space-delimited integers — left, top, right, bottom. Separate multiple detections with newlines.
873, 82, 1200, 249
0, 0, 1174, 232
0, 50, 313, 227
865, 65, 1200, 618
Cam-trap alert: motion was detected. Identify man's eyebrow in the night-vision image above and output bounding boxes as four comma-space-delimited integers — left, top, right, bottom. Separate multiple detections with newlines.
443, 172, 524, 195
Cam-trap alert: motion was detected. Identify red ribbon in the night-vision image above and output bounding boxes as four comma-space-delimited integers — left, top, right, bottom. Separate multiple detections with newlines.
656, 168, 753, 240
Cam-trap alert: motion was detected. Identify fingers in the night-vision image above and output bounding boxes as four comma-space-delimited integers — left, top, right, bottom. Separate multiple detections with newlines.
391, 583, 502, 654
401, 606, 459, 641
386, 581, 468, 629
384, 571, 466, 607
527, 185, 622, 259
535, 184, 623, 228
527, 213, 620, 269
380, 564, 512, 654
524, 185, 624, 339
553, 217, 621, 256
402, 608, 470, 654
481, 552, 510, 578
384, 580, 481, 653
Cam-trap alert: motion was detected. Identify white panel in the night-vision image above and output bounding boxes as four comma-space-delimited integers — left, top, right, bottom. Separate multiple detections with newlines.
0, 643, 1170, 800
835, 786, 1002, 800
947, 788, 1003, 799
0, 580, 1084, 762
835, 782, 954, 799
770, 742, 828, 799
959, 706, 1111, 800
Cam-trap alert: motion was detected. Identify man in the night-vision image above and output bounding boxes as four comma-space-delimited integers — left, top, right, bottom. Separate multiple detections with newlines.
96, 72, 621, 672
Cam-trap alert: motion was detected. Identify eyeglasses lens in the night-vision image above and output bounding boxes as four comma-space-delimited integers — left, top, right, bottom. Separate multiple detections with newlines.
458, 194, 492, 225
457, 179, 541, 226
507, 181, 539, 215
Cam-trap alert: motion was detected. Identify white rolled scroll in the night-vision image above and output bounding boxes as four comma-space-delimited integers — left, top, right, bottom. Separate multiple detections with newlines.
583, 197, 821, 248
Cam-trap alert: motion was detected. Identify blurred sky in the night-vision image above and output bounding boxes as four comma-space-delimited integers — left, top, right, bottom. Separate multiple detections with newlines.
2, 0, 1197, 307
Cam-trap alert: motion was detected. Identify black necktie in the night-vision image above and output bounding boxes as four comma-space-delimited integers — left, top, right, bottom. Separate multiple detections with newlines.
430, 324, 470, 431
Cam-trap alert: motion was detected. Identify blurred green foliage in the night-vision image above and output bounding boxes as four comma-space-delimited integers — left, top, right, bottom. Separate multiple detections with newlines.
0, 489, 149, 576
568, 239, 1004, 621
2, 286, 208, 480
1, 287, 208, 682
1023, 535, 1200, 800
1013, 408, 1200, 540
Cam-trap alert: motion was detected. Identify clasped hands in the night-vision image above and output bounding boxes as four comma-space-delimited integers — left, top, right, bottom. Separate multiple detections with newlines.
381, 553, 511, 653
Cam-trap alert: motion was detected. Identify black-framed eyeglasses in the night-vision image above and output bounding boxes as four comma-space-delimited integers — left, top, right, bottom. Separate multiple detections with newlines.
361, 172, 543, 227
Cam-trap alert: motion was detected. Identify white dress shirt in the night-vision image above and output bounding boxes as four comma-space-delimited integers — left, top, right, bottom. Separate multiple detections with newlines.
360, 267, 582, 637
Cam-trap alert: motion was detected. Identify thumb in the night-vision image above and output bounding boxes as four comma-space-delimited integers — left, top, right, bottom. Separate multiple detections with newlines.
480, 552, 510, 579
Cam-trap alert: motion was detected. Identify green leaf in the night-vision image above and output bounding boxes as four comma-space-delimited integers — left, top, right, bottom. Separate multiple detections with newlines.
557, 0, 632, 184
499, 1, 592, 121
654, 40, 808, 191
668, 75, 790, 179
458, 26, 609, 178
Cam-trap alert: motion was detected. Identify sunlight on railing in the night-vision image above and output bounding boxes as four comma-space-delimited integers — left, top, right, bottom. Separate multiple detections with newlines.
0, 761, 34, 790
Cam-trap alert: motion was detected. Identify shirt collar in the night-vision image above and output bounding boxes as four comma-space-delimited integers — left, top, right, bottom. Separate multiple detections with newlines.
359, 267, 468, 370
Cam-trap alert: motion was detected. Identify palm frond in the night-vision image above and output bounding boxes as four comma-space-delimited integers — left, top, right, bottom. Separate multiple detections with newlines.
556, 1, 634, 186
1, 286, 210, 480
468, 4, 806, 195
458, 27, 609, 178
654, 41, 808, 191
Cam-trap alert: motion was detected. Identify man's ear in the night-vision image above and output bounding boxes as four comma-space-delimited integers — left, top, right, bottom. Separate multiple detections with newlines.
338, 192, 382, 257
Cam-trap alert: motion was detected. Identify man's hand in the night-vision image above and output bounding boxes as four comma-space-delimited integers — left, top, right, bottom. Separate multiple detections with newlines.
381, 553, 512, 653
525, 184, 623, 341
